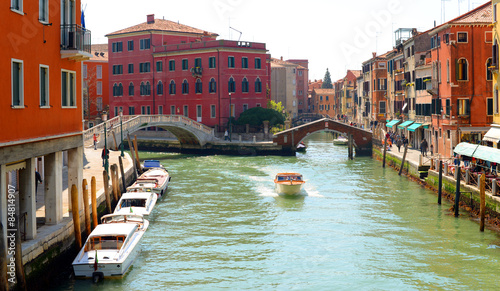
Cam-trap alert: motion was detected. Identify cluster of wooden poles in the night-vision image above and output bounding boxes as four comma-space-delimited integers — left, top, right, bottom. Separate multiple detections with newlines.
381, 134, 487, 232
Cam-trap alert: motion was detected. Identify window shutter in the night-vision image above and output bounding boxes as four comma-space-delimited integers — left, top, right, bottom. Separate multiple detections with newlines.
466, 99, 470, 115
455, 59, 459, 81
457, 100, 460, 115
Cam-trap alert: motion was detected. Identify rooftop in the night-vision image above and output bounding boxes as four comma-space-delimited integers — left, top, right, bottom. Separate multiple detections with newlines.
89, 44, 108, 61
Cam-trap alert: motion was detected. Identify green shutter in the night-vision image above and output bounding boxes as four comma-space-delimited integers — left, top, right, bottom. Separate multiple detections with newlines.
455, 59, 459, 81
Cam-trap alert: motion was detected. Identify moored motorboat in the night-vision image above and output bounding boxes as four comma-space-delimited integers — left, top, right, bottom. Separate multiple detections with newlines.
274, 173, 305, 195
333, 136, 348, 145
127, 168, 170, 197
114, 192, 158, 216
296, 142, 307, 152
72, 214, 149, 281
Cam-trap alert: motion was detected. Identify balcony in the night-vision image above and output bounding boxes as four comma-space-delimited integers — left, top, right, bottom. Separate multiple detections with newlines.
60, 24, 92, 61
191, 67, 203, 78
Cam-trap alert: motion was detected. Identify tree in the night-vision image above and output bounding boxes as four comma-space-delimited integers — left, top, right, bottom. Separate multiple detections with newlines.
236, 107, 285, 127
267, 100, 287, 118
321, 68, 333, 89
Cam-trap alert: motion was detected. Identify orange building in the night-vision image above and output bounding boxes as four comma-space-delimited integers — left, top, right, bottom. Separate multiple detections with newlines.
83, 44, 109, 128
428, 2, 493, 157
0, 0, 90, 243
312, 89, 335, 117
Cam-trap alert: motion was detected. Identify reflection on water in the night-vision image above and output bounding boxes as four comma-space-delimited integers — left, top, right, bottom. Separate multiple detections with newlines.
55, 132, 500, 290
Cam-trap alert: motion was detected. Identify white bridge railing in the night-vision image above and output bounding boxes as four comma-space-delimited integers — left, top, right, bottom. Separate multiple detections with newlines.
83, 115, 214, 143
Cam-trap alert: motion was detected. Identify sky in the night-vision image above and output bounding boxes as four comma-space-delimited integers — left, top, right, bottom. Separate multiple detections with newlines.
82, 0, 490, 82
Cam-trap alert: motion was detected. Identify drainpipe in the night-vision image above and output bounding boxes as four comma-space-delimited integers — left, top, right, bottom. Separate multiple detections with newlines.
150, 31, 155, 115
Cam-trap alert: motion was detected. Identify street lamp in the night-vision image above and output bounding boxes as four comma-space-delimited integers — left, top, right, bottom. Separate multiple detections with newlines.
119, 108, 124, 157
102, 111, 109, 175
229, 92, 232, 141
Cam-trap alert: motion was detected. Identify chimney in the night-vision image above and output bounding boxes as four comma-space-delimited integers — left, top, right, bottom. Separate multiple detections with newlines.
280, 56, 283, 61
372, 52, 377, 58
147, 14, 155, 24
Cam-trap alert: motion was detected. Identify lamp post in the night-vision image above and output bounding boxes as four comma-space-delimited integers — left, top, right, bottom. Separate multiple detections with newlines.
119, 108, 124, 157
229, 92, 232, 141
102, 112, 109, 175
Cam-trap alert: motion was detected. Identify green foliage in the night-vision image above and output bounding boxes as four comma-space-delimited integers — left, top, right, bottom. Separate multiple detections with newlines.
236, 107, 285, 126
322, 68, 333, 89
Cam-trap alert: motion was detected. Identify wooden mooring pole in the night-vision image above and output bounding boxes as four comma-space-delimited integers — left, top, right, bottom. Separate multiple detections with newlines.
112, 131, 118, 151
454, 166, 461, 217
133, 135, 142, 173
126, 133, 138, 179
480, 173, 486, 232
110, 164, 119, 201
91, 176, 98, 229
82, 179, 91, 237
119, 156, 126, 193
103, 170, 112, 214
71, 184, 82, 249
438, 160, 443, 205
398, 143, 409, 176
382, 134, 388, 168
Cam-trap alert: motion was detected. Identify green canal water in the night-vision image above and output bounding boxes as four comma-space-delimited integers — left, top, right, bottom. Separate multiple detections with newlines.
57, 132, 500, 290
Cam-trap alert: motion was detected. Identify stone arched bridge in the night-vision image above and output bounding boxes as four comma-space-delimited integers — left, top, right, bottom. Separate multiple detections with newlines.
84, 115, 217, 148
273, 118, 373, 156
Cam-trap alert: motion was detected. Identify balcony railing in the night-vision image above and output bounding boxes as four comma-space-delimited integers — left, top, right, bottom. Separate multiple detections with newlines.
60, 24, 91, 60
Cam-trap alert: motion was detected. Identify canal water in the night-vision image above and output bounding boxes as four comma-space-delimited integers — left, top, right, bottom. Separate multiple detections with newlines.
57, 132, 500, 290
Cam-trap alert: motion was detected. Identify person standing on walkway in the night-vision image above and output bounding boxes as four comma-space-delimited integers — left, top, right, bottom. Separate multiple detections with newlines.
224, 130, 230, 141
396, 138, 402, 152
420, 138, 428, 156
93, 133, 97, 150
430, 144, 433, 156
101, 147, 109, 167
35, 171, 42, 201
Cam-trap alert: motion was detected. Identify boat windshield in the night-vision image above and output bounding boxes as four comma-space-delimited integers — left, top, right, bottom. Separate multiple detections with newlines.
85, 235, 125, 251
120, 199, 147, 208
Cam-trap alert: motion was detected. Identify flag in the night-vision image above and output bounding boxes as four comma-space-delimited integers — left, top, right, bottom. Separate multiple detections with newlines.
81, 10, 86, 29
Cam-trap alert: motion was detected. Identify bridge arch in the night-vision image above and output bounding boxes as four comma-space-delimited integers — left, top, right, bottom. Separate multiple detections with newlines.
273, 118, 372, 156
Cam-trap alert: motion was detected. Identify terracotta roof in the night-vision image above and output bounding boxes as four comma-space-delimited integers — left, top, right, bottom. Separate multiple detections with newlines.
106, 18, 218, 37
451, 1, 491, 24
350, 70, 362, 78
89, 44, 108, 61
313, 88, 335, 94
271, 58, 299, 67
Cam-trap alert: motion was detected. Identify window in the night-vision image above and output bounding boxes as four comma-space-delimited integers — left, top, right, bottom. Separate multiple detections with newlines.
128, 82, 134, 96
209, 57, 216, 69
457, 58, 468, 81
228, 56, 235, 68
242, 57, 248, 68
129, 106, 135, 115
182, 59, 188, 70
209, 78, 217, 93
195, 79, 202, 94
194, 58, 202, 68
378, 78, 387, 90
197, 105, 202, 121
255, 78, 262, 93
457, 32, 468, 43
97, 81, 102, 95
141, 106, 145, 114
128, 64, 134, 74
211, 105, 216, 118
139, 62, 151, 73
379, 101, 386, 114
326, 96, 329, 101
496, 86, 499, 114
243, 104, 248, 111
114, 107, 118, 117
298, 70, 303, 77
255, 58, 261, 69
140, 38, 151, 50
11, 0, 23, 13
495, 3, 497, 22
96, 65, 102, 79
169, 60, 175, 71
140, 82, 151, 96
128, 40, 134, 51
228, 77, 236, 93
40, 65, 49, 107
112, 65, 123, 75
61, 70, 76, 107
445, 99, 451, 115
156, 61, 163, 72
183, 105, 188, 117
97, 98, 103, 111
157, 81, 163, 95
158, 106, 163, 115
113, 83, 123, 97
182, 80, 189, 94
83, 64, 87, 78
112, 42, 123, 52
447, 60, 450, 83
487, 98, 494, 116
242, 78, 249, 93
458, 99, 470, 115
171, 105, 175, 115
169, 80, 176, 95
487, 58, 493, 81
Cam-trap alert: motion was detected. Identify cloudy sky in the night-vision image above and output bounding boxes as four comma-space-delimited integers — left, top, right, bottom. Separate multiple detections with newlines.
83, 0, 490, 81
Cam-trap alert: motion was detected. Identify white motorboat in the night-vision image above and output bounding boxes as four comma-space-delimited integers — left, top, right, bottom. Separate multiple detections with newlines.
333, 136, 348, 145
127, 168, 170, 197
72, 214, 149, 281
274, 173, 305, 195
114, 192, 158, 216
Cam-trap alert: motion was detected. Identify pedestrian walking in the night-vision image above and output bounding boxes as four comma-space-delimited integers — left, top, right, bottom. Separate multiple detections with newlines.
93, 133, 97, 150
430, 144, 434, 156
35, 171, 42, 202
101, 147, 109, 167
420, 138, 428, 156
396, 138, 402, 152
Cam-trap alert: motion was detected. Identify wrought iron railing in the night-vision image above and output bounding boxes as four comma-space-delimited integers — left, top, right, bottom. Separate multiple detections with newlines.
60, 24, 91, 53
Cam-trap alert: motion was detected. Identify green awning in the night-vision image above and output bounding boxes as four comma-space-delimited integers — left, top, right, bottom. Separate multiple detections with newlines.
454, 142, 500, 164
422, 123, 431, 129
398, 120, 414, 129
407, 123, 422, 132
385, 119, 400, 128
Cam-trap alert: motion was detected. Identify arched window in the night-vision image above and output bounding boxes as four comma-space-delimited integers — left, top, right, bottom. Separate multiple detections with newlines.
487, 58, 493, 81
228, 77, 235, 93
169, 80, 176, 95
209, 78, 217, 93
255, 78, 262, 93
140, 82, 145, 95
157, 81, 163, 95
129, 82, 134, 96
242, 77, 249, 93
195, 79, 202, 94
182, 80, 189, 94
146, 81, 151, 95
457, 58, 468, 81
118, 83, 123, 96
113, 83, 118, 96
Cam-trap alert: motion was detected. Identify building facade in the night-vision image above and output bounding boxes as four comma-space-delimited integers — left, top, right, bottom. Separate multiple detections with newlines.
83, 44, 109, 129
271, 58, 300, 118
312, 89, 335, 116
287, 59, 309, 114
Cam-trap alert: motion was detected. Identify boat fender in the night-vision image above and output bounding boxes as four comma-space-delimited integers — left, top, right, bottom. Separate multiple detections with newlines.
92, 272, 104, 283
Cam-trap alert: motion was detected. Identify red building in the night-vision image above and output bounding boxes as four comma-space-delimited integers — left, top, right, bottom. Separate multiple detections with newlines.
106, 14, 270, 128
362, 51, 391, 126
428, 2, 493, 157
287, 59, 309, 114
83, 44, 109, 128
